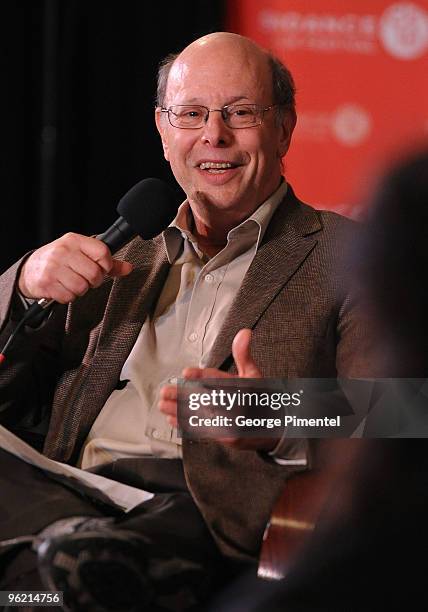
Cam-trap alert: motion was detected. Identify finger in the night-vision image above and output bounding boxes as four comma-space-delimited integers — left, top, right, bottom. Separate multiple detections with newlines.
67, 251, 107, 288
39, 268, 91, 302
159, 385, 178, 401
75, 235, 114, 273
158, 399, 178, 428
167, 416, 178, 428
158, 399, 177, 416
46, 280, 81, 304
232, 328, 262, 378
109, 260, 133, 278
80, 240, 133, 278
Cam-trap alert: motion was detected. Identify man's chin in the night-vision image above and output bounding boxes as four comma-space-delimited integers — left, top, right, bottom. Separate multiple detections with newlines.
189, 187, 247, 212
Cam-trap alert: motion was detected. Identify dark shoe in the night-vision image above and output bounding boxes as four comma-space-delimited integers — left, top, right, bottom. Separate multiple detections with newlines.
37, 530, 207, 611
0, 516, 113, 556
37, 530, 153, 611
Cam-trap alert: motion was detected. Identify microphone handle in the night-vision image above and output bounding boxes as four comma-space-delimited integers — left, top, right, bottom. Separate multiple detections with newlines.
23, 297, 55, 323
0, 297, 57, 362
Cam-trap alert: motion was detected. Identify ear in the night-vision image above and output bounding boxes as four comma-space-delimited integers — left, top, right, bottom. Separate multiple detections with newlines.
155, 108, 170, 161
277, 109, 297, 158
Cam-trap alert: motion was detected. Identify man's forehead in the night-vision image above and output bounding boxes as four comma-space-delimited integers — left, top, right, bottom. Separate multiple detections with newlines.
172, 36, 267, 72
168, 59, 191, 83
165, 43, 271, 102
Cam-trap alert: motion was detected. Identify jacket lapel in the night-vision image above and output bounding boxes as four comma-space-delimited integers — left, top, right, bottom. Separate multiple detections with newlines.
46, 235, 171, 461
82, 234, 170, 399
95, 235, 169, 358
208, 189, 322, 369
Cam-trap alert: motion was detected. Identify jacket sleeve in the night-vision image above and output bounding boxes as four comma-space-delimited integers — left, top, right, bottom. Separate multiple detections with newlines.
0, 256, 67, 445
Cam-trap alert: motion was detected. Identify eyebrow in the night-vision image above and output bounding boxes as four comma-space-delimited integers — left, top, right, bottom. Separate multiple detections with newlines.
175, 95, 252, 105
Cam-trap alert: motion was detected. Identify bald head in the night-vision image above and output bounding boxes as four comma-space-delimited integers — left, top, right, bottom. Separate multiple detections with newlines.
156, 32, 295, 117
182, 31, 263, 53
177, 32, 269, 70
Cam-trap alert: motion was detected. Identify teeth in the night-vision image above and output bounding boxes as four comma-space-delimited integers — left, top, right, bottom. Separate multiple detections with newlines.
199, 162, 233, 170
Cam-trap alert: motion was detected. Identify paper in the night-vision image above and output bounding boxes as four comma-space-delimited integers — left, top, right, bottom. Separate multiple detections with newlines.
0, 425, 153, 512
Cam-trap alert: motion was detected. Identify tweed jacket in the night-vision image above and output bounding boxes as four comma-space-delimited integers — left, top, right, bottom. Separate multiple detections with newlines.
0, 187, 372, 560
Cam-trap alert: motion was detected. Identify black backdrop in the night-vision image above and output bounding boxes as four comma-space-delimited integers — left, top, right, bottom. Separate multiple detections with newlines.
2, 0, 225, 271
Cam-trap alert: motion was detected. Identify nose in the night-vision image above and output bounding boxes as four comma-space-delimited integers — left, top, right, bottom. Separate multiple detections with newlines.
200, 110, 233, 147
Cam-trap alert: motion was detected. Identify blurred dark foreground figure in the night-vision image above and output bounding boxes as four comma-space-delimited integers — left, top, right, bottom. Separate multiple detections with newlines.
359, 148, 428, 377
211, 148, 428, 612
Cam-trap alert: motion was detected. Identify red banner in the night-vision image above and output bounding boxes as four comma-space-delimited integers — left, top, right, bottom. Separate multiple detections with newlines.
227, 0, 428, 215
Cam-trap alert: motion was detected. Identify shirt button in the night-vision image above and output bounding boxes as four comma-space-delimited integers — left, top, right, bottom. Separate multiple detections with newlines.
188, 332, 198, 342
205, 273, 214, 283
168, 376, 178, 384
152, 430, 161, 439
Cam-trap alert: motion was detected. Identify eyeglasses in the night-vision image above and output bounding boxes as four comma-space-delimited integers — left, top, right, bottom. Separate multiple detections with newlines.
160, 104, 277, 129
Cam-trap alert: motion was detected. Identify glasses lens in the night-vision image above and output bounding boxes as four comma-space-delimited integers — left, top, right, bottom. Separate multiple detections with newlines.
166, 104, 266, 128
225, 104, 261, 128
169, 106, 206, 128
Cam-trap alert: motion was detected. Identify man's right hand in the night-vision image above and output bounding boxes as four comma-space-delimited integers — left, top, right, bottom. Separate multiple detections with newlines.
18, 232, 133, 303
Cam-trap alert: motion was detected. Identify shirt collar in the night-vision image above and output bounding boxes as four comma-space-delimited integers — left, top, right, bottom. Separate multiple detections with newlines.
163, 180, 288, 264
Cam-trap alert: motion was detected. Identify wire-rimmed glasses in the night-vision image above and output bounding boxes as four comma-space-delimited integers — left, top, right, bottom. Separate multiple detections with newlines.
160, 103, 277, 129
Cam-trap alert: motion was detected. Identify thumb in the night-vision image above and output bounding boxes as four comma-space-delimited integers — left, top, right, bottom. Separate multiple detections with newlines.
232, 329, 261, 378
109, 259, 133, 277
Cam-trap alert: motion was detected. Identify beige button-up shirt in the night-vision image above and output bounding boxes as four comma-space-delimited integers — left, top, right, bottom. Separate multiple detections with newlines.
79, 182, 288, 469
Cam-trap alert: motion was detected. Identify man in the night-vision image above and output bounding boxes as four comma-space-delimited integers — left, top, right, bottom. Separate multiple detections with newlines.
0, 33, 370, 609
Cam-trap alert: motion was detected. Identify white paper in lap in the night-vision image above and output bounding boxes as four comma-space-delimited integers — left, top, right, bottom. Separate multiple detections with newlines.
0, 425, 153, 512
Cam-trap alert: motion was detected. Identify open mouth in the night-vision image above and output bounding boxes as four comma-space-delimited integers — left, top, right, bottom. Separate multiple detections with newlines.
198, 161, 238, 174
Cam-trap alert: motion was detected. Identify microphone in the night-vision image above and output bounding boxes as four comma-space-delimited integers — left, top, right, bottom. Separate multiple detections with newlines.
0, 178, 179, 364
32, 177, 179, 316
97, 177, 179, 249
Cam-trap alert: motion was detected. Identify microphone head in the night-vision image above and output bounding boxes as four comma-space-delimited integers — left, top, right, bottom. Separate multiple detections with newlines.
117, 178, 179, 239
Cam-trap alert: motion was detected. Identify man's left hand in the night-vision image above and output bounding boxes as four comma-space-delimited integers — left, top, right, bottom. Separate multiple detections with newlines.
158, 329, 277, 452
